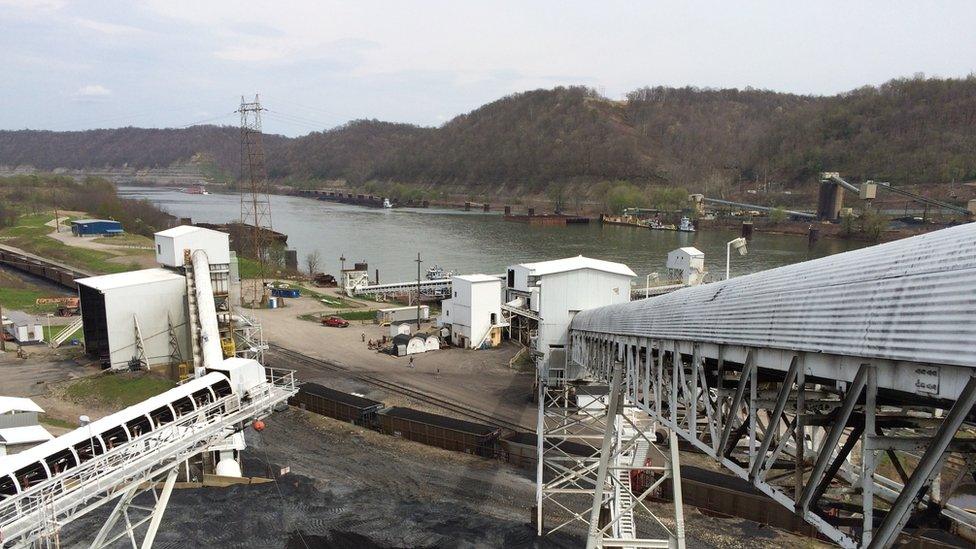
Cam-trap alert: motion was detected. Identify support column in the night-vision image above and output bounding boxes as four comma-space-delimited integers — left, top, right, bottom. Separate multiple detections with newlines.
586, 361, 623, 549
141, 468, 179, 548
862, 366, 877, 546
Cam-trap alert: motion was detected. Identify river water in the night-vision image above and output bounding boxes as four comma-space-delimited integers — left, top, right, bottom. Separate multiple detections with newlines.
120, 187, 865, 283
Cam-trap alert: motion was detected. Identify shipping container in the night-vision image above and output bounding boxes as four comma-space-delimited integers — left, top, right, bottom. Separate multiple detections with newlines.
377, 407, 499, 457
290, 383, 382, 426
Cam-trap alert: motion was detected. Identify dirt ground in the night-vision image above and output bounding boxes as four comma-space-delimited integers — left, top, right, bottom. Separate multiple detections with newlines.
57, 409, 816, 549
251, 291, 538, 430
9, 287, 824, 548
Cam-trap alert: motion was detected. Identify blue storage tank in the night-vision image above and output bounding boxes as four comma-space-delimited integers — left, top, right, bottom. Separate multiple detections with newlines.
71, 219, 123, 236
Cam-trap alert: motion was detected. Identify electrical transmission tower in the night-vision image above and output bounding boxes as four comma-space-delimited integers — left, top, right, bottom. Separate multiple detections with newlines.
237, 94, 273, 305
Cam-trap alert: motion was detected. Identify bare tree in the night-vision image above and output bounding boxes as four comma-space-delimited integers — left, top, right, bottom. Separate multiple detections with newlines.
305, 250, 321, 277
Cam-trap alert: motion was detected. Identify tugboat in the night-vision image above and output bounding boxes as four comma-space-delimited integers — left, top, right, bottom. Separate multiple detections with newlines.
183, 185, 210, 195
678, 216, 696, 232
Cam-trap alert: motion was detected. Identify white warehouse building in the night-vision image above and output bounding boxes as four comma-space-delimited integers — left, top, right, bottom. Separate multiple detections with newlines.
154, 225, 230, 268
505, 256, 635, 379
440, 274, 506, 349
77, 269, 188, 370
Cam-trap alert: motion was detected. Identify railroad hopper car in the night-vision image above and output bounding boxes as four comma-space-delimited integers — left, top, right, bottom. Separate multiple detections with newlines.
289, 383, 382, 426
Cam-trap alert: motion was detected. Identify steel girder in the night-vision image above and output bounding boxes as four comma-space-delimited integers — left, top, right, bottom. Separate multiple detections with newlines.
568, 331, 976, 549
537, 339, 686, 548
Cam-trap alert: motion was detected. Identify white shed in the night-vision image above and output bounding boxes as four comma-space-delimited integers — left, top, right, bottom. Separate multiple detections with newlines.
392, 334, 426, 356
666, 247, 705, 286
76, 268, 188, 370
389, 323, 412, 337
422, 334, 440, 352
154, 225, 230, 268
1, 311, 43, 344
0, 397, 53, 456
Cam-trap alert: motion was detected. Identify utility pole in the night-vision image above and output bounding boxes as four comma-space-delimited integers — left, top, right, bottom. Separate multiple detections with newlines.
0, 301, 5, 352
53, 185, 61, 233
237, 94, 273, 305
415, 252, 422, 329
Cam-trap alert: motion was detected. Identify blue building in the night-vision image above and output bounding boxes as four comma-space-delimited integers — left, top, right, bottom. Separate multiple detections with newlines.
70, 219, 123, 236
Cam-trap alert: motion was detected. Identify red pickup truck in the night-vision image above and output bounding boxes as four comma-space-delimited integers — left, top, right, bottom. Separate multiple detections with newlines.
321, 316, 350, 328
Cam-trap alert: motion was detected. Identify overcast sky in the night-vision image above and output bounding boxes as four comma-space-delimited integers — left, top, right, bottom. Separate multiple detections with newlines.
2, 0, 974, 136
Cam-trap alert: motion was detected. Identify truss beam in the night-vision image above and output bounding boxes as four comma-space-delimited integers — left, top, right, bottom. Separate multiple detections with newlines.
567, 331, 976, 549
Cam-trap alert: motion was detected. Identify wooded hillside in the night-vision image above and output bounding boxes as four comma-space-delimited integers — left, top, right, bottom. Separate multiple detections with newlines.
2, 76, 974, 191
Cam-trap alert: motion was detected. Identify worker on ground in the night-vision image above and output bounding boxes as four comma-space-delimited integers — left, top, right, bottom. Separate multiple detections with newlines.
409, 356, 415, 368
361, 332, 366, 343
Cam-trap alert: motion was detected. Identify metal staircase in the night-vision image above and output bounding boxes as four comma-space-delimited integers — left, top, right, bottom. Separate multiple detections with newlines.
49, 316, 83, 348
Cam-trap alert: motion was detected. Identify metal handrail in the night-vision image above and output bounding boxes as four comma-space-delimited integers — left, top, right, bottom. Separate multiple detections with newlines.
0, 368, 296, 544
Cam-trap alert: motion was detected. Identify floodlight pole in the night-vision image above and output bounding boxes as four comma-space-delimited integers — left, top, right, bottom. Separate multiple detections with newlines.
415, 252, 422, 329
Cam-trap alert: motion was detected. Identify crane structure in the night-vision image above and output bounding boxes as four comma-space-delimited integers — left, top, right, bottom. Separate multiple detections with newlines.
0, 249, 297, 548
818, 172, 974, 221
561, 223, 976, 548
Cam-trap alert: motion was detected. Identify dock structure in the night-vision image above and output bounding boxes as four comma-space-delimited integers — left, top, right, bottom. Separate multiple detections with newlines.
348, 274, 505, 299
346, 277, 452, 298
543, 223, 976, 549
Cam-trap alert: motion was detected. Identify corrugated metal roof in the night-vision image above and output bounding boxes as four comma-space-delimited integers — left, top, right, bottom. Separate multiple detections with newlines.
0, 425, 53, 445
518, 256, 636, 277
76, 268, 185, 291
0, 396, 44, 415
571, 223, 976, 368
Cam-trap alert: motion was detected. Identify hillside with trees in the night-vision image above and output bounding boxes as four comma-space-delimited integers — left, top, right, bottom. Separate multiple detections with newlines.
2, 76, 975, 193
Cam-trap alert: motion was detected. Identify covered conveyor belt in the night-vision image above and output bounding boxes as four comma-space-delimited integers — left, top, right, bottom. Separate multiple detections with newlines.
561, 223, 976, 548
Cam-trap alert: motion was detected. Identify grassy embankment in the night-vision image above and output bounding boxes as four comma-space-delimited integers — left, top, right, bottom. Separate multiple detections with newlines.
0, 212, 145, 274
62, 372, 176, 409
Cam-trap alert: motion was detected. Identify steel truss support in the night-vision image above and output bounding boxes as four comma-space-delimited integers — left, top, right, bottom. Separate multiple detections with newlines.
537, 337, 686, 547
567, 331, 976, 549
90, 468, 179, 549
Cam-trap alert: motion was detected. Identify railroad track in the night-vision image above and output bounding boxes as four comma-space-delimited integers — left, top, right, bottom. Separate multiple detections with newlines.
266, 343, 531, 433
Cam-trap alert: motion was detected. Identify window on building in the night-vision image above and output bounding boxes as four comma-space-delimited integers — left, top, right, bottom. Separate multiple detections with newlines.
157, 244, 161, 254
507, 269, 515, 287
490, 312, 497, 325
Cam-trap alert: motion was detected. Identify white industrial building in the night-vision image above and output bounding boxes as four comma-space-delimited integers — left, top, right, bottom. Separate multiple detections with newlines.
666, 247, 705, 286
154, 225, 230, 268
76, 269, 188, 370
504, 256, 635, 379
439, 274, 506, 349
0, 397, 53, 456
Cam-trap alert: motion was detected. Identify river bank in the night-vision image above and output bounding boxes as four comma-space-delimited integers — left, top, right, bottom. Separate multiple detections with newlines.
119, 186, 871, 283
